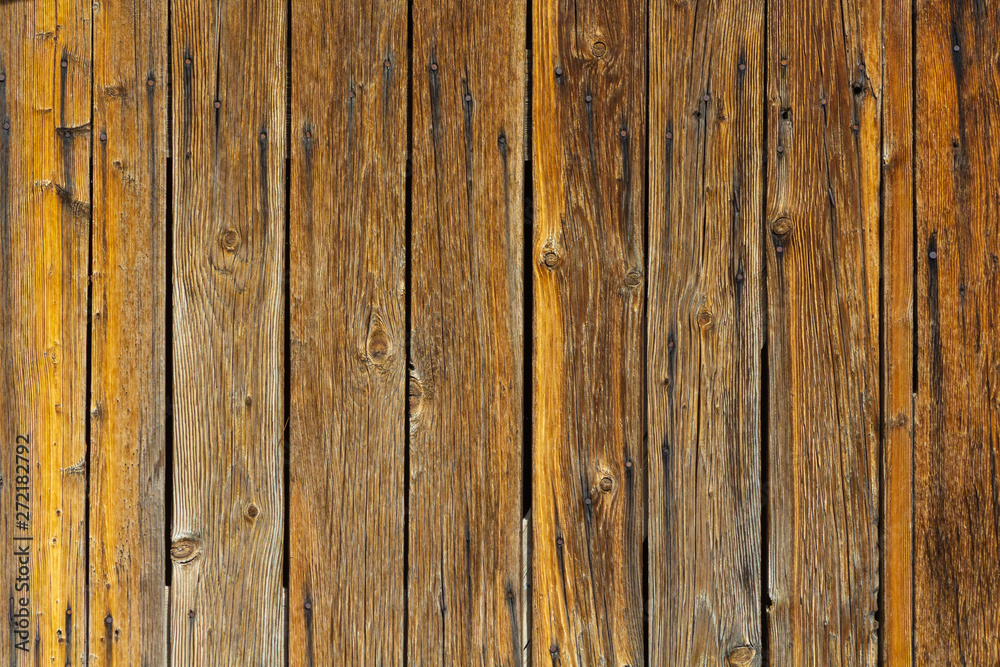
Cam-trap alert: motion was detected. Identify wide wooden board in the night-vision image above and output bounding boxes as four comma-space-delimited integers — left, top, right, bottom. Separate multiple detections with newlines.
89, 0, 169, 663
409, 0, 527, 660
531, 0, 646, 661
647, 0, 765, 663
0, 1, 91, 664
914, 1, 1000, 663
766, 0, 881, 662
170, 0, 287, 661
287, 0, 408, 662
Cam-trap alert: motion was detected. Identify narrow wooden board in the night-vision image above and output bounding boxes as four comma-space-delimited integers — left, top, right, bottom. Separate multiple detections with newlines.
0, 1, 91, 664
766, 0, 881, 663
914, 3, 1000, 663
409, 0, 526, 660
881, 0, 914, 663
531, 0, 646, 660
647, 0, 764, 663
89, 0, 169, 663
287, 0, 407, 662
170, 1, 286, 661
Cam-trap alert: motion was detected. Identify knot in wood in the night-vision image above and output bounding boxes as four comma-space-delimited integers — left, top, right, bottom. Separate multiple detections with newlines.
367, 327, 390, 362
624, 269, 642, 287
408, 378, 423, 412
697, 309, 714, 327
170, 537, 202, 564
770, 217, 792, 237
592, 41, 606, 57
221, 228, 241, 252
542, 251, 559, 268
600, 476, 614, 492
725, 646, 756, 667
246, 504, 260, 519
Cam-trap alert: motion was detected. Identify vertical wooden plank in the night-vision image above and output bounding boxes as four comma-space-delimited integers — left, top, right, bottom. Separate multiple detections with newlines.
647, 0, 764, 663
915, 2, 1000, 663
170, 0, 286, 661
766, 0, 881, 662
89, 0, 168, 663
409, 0, 526, 660
531, 0, 646, 661
881, 0, 914, 662
288, 0, 407, 661
0, 0, 91, 663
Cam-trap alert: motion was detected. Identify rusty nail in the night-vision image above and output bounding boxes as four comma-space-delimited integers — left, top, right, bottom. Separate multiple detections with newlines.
498, 135, 506, 145
188, 610, 195, 618
0, 74, 6, 81
852, 123, 859, 131
929, 250, 937, 259
104, 615, 113, 626
465, 94, 472, 102
859, 63, 865, 71
737, 272, 744, 281
147, 78, 154, 87
260, 132, 267, 140
2, 122, 8, 131
555, 67, 562, 76
185, 57, 192, 64
585, 94, 592, 102
739, 63, 746, 71
430, 62, 438, 71
780, 58, 787, 66
99, 132, 106, 141
777, 145, 784, 153
507, 591, 515, 600
776, 245, 784, 254
349, 90, 355, 98
66, 607, 72, 616
556, 537, 564, 546
550, 645, 558, 654
626, 460, 633, 468
668, 340, 674, 348
820, 98, 828, 105
666, 131, 672, 139
620, 128, 627, 137
61, 60, 68, 68
702, 94, 710, 102
304, 601, 312, 610
384, 59, 391, 67
214, 100, 221, 109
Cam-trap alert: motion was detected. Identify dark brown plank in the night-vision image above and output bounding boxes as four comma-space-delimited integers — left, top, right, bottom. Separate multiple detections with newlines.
531, 0, 646, 661
647, 0, 764, 663
89, 0, 168, 662
881, 0, 914, 662
914, 1, 1000, 663
170, 1, 287, 661
0, 1, 91, 663
288, 0, 408, 661
766, 0, 881, 662
409, 0, 527, 660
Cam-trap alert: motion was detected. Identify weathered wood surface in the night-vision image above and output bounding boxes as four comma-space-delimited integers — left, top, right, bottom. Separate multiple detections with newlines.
914, 1, 1000, 663
89, 0, 168, 663
409, 0, 527, 660
531, 0, 646, 660
881, 0, 915, 663
647, 0, 764, 663
766, 0, 882, 662
169, 0, 287, 662
0, 1, 91, 664
288, 0, 408, 661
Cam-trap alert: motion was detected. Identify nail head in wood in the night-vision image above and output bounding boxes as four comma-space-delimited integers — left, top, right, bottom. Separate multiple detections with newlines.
61, 60, 68, 68
929, 250, 937, 259
739, 63, 746, 71
214, 100, 221, 109
777, 145, 784, 153
585, 94, 592, 102
465, 94, 472, 102
100, 132, 106, 141
430, 62, 438, 71
555, 66, 562, 76
620, 128, 627, 137
953, 44, 960, 51
188, 610, 196, 618
776, 245, 784, 254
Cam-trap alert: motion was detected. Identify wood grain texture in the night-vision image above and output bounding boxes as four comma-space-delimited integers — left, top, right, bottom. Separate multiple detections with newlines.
531, 0, 645, 660
766, 0, 881, 663
170, 0, 286, 662
914, 1, 1000, 663
647, 0, 764, 663
89, 0, 168, 663
409, 0, 526, 660
881, 0, 914, 663
288, 0, 407, 662
0, 1, 91, 664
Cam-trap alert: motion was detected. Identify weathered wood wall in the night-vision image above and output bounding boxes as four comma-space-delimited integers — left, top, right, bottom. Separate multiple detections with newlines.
2, 0, 999, 663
